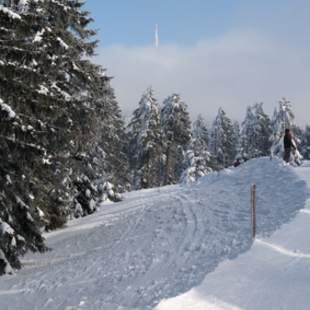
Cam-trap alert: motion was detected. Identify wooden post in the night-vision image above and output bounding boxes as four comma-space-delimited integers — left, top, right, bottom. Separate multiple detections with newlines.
251, 184, 257, 239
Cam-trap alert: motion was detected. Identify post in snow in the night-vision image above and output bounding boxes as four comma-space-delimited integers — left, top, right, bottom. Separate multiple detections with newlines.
251, 184, 257, 239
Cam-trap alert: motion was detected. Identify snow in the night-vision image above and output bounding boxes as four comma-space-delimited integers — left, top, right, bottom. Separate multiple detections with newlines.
0, 5, 21, 19
26, 212, 34, 222
11, 236, 16, 247
0, 99, 16, 119
0, 222, 14, 236
57, 37, 69, 50
157, 162, 310, 310
72, 62, 81, 71
33, 29, 45, 43
36, 208, 44, 218
37, 85, 49, 95
0, 158, 309, 309
0, 250, 13, 275
6, 174, 12, 185
157, 203, 310, 310
85, 189, 91, 198
51, 82, 72, 101
104, 181, 113, 191
18, 0, 28, 6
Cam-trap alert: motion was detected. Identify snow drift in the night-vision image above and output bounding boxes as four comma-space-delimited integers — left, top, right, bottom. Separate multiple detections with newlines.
0, 158, 308, 310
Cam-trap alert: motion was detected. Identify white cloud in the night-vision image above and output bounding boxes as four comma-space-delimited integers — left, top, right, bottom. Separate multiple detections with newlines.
95, 30, 310, 126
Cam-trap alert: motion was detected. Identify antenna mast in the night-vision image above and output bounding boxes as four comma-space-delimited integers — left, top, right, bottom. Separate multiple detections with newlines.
155, 24, 159, 48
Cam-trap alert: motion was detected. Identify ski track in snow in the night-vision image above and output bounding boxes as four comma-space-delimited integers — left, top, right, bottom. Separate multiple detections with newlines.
0, 158, 308, 310
255, 239, 310, 258
300, 209, 310, 215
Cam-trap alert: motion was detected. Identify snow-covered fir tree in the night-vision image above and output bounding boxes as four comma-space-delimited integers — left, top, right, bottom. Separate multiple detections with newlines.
161, 94, 191, 185
0, 0, 128, 274
72, 75, 129, 217
209, 108, 236, 169
192, 114, 209, 146
181, 114, 212, 183
127, 88, 161, 189
240, 105, 255, 159
232, 121, 241, 159
0, 0, 48, 275
100, 80, 130, 192
240, 103, 272, 159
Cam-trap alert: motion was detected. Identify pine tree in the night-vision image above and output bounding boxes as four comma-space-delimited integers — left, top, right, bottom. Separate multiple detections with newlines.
181, 114, 212, 183
161, 94, 191, 185
0, 0, 48, 274
209, 108, 236, 169
232, 121, 241, 159
0, 0, 106, 225
192, 114, 209, 146
72, 75, 129, 216
0, 0, 128, 273
240, 103, 272, 159
127, 88, 161, 189
101, 81, 130, 192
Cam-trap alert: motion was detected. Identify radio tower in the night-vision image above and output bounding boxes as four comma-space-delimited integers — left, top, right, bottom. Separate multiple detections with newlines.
155, 24, 159, 48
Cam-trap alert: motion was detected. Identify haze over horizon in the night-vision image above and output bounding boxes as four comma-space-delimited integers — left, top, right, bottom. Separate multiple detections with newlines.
86, 0, 310, 126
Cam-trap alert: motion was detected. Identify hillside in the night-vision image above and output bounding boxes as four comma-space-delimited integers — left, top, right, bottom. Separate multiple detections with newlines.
158, 163, 310, 310
0, 158, 308, 310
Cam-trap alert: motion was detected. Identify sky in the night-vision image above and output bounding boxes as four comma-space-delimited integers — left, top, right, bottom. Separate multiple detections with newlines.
85, 0, 310, 126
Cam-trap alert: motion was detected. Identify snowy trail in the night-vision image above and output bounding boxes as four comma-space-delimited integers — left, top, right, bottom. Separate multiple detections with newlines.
157, 161, 310, 310
0, 158, 308, 310
255, 238, 310, 258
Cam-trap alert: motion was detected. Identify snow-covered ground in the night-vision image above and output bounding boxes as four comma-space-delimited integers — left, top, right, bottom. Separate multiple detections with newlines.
157, 162, 310, 310
0, 158, 309, 310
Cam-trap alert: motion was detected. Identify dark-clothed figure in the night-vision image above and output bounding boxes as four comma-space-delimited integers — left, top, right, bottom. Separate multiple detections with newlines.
283, 128, 295, 163
233, 158, 241, 167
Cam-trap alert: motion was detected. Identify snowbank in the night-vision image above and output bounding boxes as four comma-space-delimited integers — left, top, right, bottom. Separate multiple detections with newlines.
157, 162, 310, 310
0, 158, 308, 310
157, 199, 310, 310
0, 99, 16, 119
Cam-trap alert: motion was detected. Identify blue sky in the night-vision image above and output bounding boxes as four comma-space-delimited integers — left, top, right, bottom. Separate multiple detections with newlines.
85, 0, 309, 47
85, 0, 238, 46
85, 0, 310, 125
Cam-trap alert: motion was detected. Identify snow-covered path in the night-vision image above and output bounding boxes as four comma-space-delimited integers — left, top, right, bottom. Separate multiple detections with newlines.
157, 163, 310, 310
0, 158, 308, 310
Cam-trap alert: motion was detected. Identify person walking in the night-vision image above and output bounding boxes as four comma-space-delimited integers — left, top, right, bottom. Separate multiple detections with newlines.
283, 128, 296, 163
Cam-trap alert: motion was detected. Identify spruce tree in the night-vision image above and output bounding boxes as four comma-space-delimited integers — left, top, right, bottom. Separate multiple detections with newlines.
101, 81, 129, 191
0, 0, 128, 273
240, 103, 271, 159
209, 108, 236, 169
161, 94, 191, 185
181, 114, 212, 183
0, 0, 47, 274
127, 88, 161, 189
192, 114, 209, 146
72, 75, 129, 216
232, 121, 241, 159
